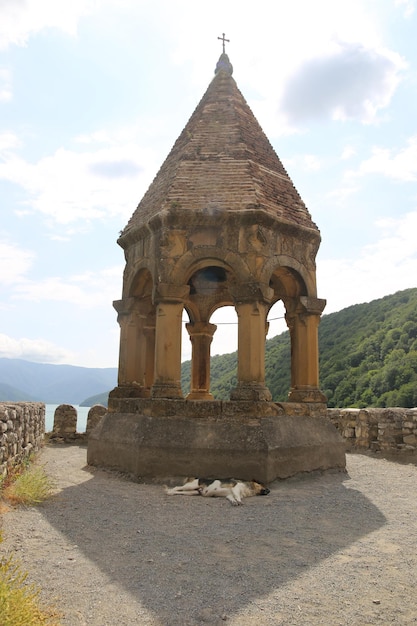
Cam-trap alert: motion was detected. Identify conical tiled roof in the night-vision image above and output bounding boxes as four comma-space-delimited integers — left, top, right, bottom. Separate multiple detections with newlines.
121, 54, 318, 236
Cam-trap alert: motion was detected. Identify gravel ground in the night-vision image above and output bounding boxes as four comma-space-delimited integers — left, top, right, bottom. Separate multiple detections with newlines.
2, 444, 417, 626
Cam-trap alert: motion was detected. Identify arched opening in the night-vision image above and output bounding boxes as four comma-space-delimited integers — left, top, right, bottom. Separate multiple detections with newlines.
181, 264, 236, 400
181, 308, 192, 396
268, 266, 307, 300
266, 299, 287, 341
265, 299, 290, 401
188, 266, 228, 296
210, 305, 238, 358
209, 305, 238, 400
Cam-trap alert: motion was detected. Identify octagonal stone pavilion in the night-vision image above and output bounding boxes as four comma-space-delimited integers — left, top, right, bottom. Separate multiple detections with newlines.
88, 51, 345, 482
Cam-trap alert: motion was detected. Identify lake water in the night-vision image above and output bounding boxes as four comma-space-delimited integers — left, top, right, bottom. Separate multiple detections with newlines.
45, 404, 90, 433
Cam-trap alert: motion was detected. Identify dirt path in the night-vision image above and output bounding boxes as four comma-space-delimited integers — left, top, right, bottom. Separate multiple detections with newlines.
2, 444, 417, 625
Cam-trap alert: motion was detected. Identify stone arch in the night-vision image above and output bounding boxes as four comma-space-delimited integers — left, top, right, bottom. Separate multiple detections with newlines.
169, 248, 252, 288
128, 265, 154, 298
261, 255, 316, 299
182, 259, 238, 400
121, 258, 155, 299
263, 262, 326, 403
185, 260, 237, 320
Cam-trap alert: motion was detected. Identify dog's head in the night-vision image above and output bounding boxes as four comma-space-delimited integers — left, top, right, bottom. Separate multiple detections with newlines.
252, 480, 270, 496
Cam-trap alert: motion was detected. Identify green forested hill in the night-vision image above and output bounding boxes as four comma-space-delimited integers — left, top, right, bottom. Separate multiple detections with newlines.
319, 288, 417, 407
181, 288, 417, 408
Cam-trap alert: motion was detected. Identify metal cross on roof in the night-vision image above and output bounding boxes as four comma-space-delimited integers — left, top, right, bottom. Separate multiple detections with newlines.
217, 33, 230, 53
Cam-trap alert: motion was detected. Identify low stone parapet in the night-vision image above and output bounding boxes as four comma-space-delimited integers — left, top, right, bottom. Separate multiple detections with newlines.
328, 407, 417, 457
86, 404, 107, 436
48, 403, 107, 443
0, 402, 45, 477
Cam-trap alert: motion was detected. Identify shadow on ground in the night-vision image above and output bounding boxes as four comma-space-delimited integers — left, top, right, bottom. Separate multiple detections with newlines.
40, 447, 386, 625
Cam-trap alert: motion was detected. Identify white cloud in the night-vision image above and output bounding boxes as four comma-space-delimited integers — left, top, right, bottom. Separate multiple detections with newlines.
0, 131, 20, 151
325, 184, 361, 207
283, 153, 323, 172
13, 266, 123, 309
0, 333, 74, 364
341, 146, 357, 160
123, 0, 394, 138
318, 210, 417, 313
395, 0, 415, 18
303, 155, 322, 171
373, 211, 417, 259
0, 138, 159, 228
0, 0, 97, 50
352, 135, 417, 181
0, 240, 34, 285
0, 67, 12, 101
164, 0, 385, 78
279, 42, 405, 126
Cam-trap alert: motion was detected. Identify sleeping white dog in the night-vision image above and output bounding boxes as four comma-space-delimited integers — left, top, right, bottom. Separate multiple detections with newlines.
165, 477, 270, 506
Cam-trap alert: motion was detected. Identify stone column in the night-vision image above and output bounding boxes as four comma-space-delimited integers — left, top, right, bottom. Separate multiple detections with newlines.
286, 296, 327, 403
186, 322, 217, 400
151, 283, 189, 399
143, 324, 156, 395
230, 300, 272, 401
113, 298, 148, 396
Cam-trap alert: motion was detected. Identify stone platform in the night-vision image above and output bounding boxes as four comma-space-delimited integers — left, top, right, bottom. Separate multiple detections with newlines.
87, 399, 346, 483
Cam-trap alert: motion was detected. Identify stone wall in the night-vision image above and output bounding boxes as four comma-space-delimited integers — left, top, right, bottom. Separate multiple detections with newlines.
45, 403, 417, 461
2, 400, 415, 477
328, 407, 417, 457
0, 402, 45, 477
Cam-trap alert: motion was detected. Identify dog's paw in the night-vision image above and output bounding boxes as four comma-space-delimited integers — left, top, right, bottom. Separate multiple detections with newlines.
230, 499, 243, 506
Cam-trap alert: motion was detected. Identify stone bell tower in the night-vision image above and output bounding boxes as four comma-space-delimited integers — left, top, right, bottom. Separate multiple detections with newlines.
88, 46, 345, 481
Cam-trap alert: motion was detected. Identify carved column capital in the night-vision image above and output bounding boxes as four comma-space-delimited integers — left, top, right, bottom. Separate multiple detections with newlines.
299, 296, 327, 315
153, 283, 190, 304
186, 321, 217, 339
113, 297, 137, 316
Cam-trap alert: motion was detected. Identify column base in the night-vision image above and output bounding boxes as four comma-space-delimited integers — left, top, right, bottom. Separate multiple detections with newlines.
288, 386, 328, 403
186, 390, 215, 400
230, 382, 272, 401
151, 382, 183, 399
109, 385, 150, 399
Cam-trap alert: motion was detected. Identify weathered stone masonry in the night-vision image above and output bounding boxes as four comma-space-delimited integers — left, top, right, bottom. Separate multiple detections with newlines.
0, 402, 45, 477
1, 400, 416, 480
49, 403, 107, 442
329, 407, 417, 457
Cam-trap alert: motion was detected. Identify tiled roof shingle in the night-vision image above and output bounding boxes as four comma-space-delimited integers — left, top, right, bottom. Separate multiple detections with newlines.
122, 56, 318, 234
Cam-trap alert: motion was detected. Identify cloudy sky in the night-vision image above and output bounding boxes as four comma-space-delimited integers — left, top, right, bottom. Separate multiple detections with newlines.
1, 0, 416, 368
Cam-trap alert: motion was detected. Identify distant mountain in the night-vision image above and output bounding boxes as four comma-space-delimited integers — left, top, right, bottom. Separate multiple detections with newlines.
0, 381, 36, 402
0, 359, 117, 404
80, 391, 109, 407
